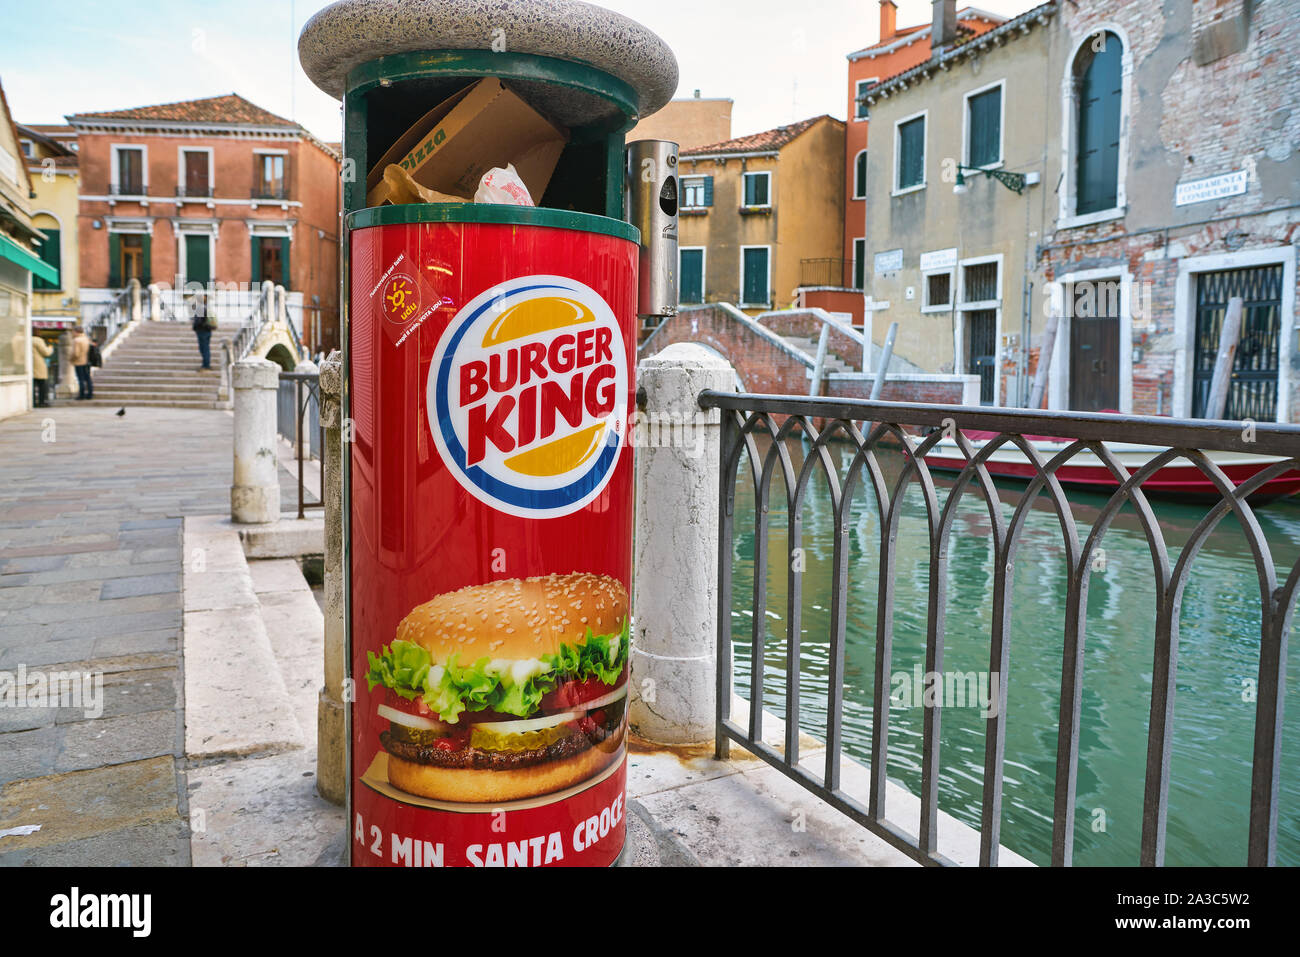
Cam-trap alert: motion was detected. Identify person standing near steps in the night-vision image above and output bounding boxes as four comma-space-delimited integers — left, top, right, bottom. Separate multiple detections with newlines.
31, 334, 53, 407
191, 289, 215, 370
71, 326, 93, 400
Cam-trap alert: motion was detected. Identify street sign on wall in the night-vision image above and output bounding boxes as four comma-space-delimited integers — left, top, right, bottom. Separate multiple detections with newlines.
1174, 169, 1248, 206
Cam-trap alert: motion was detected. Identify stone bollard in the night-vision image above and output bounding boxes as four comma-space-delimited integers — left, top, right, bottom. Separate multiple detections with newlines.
230, 358, 282, 524
630, 342, 735, 744
316, 350, 345, 805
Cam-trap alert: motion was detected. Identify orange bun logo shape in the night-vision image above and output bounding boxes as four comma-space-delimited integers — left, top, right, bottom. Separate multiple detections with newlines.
428, 275, 629, 518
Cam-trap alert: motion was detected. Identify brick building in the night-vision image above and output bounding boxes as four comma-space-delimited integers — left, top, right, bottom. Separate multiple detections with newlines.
68, 94, 341, 353
859, 0, 1299, 420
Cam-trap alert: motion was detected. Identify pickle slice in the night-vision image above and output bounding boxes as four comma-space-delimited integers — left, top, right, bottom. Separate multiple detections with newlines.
469, 723, 574, 753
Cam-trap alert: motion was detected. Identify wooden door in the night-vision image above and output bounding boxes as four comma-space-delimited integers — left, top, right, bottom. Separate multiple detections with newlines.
1068, 281, 1120, 411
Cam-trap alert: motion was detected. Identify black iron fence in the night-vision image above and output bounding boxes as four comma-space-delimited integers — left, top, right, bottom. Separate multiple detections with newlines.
277, 371, 323, 519
700, 390, 1299, 866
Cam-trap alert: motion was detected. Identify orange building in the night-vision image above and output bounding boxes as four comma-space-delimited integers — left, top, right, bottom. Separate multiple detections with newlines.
841, 2, 1005, 293
68, 94, 341, 353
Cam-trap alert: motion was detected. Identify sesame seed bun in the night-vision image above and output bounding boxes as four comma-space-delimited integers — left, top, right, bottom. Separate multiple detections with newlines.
393, 572, 628, 662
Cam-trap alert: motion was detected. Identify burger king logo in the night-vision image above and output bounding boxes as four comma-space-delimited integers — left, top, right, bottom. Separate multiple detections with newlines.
427, 275, 628, 518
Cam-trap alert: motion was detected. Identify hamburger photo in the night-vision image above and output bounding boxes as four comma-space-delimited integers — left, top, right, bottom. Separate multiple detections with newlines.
364, 572, 630, 803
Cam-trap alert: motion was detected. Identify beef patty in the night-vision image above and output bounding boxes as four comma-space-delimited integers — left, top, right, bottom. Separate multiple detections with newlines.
381, 714, 623, 771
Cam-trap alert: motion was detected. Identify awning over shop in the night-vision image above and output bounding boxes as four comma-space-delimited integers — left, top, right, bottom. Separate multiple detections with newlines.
0, 231, 58, 286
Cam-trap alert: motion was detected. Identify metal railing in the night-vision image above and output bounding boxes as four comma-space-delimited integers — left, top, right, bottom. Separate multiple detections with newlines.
87, 284, 134, 347
277, 371, 323, 519
254, 185, 288, 200
701, 390, 1300, 867
176, 184, 213, 198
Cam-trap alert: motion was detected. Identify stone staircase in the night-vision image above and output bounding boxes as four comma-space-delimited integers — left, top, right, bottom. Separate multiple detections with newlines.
777, 334, 856, 374
84, 321, 237, 410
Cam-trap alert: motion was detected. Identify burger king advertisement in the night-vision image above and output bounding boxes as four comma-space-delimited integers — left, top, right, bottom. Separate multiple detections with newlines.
347, 208, 638, 866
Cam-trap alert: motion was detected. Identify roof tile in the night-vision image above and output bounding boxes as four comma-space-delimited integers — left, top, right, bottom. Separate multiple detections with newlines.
682, 115, 832, 156
69, 93, 297, 129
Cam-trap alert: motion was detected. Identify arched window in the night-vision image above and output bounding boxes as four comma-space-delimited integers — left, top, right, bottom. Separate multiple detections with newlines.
853, 150, 868, 199
1074, 32, 1123, 215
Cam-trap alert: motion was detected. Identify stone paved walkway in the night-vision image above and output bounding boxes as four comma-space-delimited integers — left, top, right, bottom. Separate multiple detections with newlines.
0, 405, 300, 864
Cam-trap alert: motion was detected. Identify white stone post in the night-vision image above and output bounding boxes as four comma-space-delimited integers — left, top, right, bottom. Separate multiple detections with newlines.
630, 342, 734, 744
231, 357, 282, 524
128, 278, 142, 323
317, 351, 345, 804
149, 283, 162, 322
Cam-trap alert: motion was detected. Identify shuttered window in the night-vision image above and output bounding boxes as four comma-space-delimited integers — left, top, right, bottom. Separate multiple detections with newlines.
1076, 34, 1123, 214
680, 249, 704, 304
896, 115, 925, 190
185, 234, 211, 286
682, 175, 713, 208
854, 151, 867, 198
33, 229, 60, 291
852, 239, 866, 290
742, 172, 770, 207
741, 247, 770, 306
967, 87, 1002, 167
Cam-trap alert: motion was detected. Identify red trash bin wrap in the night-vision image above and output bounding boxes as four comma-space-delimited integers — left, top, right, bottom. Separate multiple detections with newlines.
348, 218, 637, 867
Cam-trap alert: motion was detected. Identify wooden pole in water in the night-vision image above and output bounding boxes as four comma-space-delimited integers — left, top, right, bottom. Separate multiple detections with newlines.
1027, 309, 1060, 410
1205, 296, 1245, 420
870, 322, 898, 401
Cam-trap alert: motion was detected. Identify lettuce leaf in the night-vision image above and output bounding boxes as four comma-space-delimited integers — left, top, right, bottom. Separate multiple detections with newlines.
364, 616, 630, 723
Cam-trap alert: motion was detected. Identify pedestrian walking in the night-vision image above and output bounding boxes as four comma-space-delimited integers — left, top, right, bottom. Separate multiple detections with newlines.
71, 326, 93, 400
31, 334, 53, 407
192, 289, 215, 370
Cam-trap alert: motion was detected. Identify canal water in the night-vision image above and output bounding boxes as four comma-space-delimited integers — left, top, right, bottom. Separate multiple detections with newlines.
728, 435, 1300, 866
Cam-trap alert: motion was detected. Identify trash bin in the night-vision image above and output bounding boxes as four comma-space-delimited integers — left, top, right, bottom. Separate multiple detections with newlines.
299, 0, 677, 867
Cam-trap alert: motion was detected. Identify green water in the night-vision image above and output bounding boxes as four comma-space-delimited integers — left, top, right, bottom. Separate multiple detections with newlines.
729, 436, 1300, 865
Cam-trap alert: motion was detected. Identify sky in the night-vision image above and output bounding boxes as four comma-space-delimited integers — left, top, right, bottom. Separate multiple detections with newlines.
1, 0, 1036, 142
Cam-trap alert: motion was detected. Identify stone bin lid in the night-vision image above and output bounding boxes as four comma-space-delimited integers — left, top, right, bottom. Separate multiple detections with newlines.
298, 0, 679, 125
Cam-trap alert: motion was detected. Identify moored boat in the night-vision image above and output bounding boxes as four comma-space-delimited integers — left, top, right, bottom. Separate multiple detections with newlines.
922, 431, 1300, 503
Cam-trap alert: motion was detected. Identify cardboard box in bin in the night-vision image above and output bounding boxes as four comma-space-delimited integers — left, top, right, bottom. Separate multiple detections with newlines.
366, 77, 567, 207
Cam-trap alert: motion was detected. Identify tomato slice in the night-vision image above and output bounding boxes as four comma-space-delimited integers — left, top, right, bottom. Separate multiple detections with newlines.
539, 670, 625, 713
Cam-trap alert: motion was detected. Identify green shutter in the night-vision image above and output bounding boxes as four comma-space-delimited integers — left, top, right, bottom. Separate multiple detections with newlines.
680, 249, 703, 304
898, 117, 925, 189
702, 176, 713, 207
1077, 35, 1122, 214
140, 234, 151, 285
185, 235, 211, 285
250, 237, 261, 285
853, 240, 865, 290
281, 237, 291, 289
744, 173, 769, 206
33, 229, 60, 291
108, 233, 121, 289
855, 152, 867, 197
968, 88, 1001, 167
742, 248, 768, 305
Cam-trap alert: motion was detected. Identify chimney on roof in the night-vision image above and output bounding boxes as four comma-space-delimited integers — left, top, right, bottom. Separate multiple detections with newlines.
931, 0, 957, 54
880, 0, 897, 41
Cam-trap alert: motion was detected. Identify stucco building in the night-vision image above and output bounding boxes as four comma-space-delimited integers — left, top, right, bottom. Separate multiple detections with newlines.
0, 82, 59, 420
68, 94, 342, 353
860, 0, 1298, 419
627, 92, 733, 152
676, 114, 845, 318
18, 123, 80, 396
842, 2, 1005, 294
